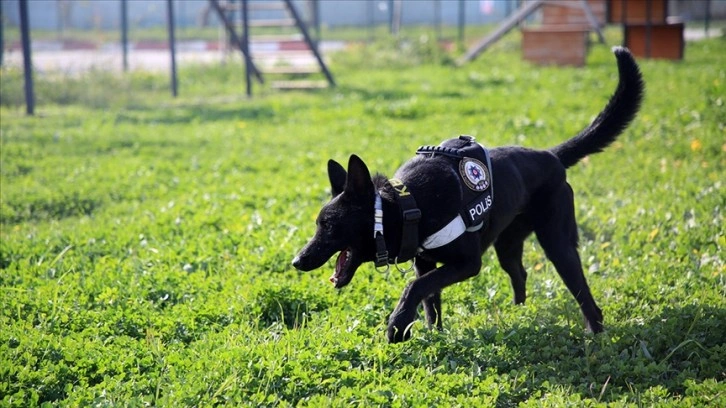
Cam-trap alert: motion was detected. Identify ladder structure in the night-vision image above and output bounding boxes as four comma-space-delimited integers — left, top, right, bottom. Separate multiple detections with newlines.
457, 0, 605, 66
208, 0, 335, 96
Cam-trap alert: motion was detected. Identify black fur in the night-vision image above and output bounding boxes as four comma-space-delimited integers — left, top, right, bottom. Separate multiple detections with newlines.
293, 47, 644, 343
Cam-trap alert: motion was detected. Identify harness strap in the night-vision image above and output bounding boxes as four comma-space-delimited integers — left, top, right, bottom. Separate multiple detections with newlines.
416, 144, 463, 158
419, 216, 483, 251
373, 193, 388, 269
389, 178, 421, 262
420, 215, 465, 250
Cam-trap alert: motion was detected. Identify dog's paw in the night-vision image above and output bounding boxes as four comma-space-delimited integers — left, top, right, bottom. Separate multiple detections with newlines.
387, 322, 412, 343
586, 319, 605, 334
387, 310, 415, 343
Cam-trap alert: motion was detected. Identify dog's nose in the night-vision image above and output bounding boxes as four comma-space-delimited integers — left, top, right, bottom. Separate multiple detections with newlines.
292, 256, 301, 270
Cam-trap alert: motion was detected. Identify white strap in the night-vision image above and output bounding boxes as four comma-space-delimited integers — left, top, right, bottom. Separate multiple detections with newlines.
373, 193, 384, 237
419, 215, 484, 251
420, 215, 466, 250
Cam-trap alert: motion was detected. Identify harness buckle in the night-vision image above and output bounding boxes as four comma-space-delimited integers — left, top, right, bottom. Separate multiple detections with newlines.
394, 256, 415, 274
373, 231, 389, 270
375, 263, 390, 275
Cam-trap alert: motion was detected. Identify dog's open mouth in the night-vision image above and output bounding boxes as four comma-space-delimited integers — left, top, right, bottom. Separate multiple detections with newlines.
329, 247, 355, 288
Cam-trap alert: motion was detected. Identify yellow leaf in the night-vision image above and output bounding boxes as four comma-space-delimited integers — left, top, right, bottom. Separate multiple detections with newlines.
690, 139, 702, 152
647, 228, 659, 242
534, 263, 543, 271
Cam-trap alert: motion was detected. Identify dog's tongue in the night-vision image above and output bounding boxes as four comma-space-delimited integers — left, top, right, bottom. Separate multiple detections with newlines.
329, 250, 348, 284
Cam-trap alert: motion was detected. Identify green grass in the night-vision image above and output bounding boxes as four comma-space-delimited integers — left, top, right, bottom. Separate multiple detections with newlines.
1, 33, 725, 406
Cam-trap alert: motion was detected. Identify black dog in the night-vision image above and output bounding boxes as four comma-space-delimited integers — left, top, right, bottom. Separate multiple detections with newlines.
293, 47, 644, 343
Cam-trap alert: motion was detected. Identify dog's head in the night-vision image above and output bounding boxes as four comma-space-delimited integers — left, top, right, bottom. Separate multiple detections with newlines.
292, 155, 377, 288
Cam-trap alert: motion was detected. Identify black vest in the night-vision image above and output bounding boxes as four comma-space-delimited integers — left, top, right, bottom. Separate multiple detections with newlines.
416, 135, 494, 230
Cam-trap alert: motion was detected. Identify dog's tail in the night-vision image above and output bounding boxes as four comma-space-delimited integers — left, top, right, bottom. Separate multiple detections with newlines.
550, 47, 644, 169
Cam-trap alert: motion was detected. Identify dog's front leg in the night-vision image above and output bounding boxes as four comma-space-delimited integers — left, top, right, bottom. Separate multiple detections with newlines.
387, 258, 481, 343
414, 257, 443, 330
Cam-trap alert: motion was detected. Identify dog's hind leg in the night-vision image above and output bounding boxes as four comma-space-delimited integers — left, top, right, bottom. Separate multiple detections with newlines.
415, 257, 442, 330
494, 220, 533, 305
533, 183, 604, 333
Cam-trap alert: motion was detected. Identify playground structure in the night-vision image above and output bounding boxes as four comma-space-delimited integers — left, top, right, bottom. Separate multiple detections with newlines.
458, 0, 605, 66
459, 0, 687, 67
10, 0, 334, 114
207, 0, 335, 93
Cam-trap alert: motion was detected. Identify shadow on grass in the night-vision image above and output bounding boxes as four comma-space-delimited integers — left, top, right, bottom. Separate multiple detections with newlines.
1, 193, 101, 225
337, 86, 413, 102
399, 304, 725, 405
114, 104, 277, 126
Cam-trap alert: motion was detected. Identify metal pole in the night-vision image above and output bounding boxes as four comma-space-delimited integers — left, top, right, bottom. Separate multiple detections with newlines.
19, 0, 34, 115
312, 0, 320, 47
705, 0, 711, 38
645, 0, 652, 58
242, 0, 251, 97
208, 0, 263, 82
458, 0, 465, 45
56, 0, 62, 38
283, 0, 335, 87
121, 0, 128, 72
0, 0, 5, 66
367, 0, 374, 43
391, 0, 402, 36
166, 0, 178, 97
388, 0, 396, 34
229, 0, 235, 32
622, 0, 628, 47
579, 0, 605, 43
434, 0, 441, 42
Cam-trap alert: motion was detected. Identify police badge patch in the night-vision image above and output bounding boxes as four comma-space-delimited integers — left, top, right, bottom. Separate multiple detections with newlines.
416, 136, 494, 230
459, 158, 490, 192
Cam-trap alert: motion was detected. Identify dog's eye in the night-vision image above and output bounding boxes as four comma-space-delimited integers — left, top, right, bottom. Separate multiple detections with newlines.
318, 218, 337, 231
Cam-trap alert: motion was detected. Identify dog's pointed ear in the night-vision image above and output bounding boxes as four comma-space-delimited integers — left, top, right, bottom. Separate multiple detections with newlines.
327, 159, 346, 197
345, 154, 373, 197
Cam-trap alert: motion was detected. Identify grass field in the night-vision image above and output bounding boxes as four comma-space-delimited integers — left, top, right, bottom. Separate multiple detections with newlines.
1, 32, 724, 406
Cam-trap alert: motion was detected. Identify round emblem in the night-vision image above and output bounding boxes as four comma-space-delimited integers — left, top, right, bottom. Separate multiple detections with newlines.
459, 158, 490, 191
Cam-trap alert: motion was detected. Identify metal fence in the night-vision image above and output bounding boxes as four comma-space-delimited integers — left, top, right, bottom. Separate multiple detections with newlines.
1, 0, 510, 32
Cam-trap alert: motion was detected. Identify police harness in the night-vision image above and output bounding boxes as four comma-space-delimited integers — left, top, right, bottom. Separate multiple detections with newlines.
373, 135, 494, 273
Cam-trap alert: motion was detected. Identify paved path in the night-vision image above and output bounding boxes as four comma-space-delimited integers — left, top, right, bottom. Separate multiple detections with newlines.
2, 39, 345, 74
